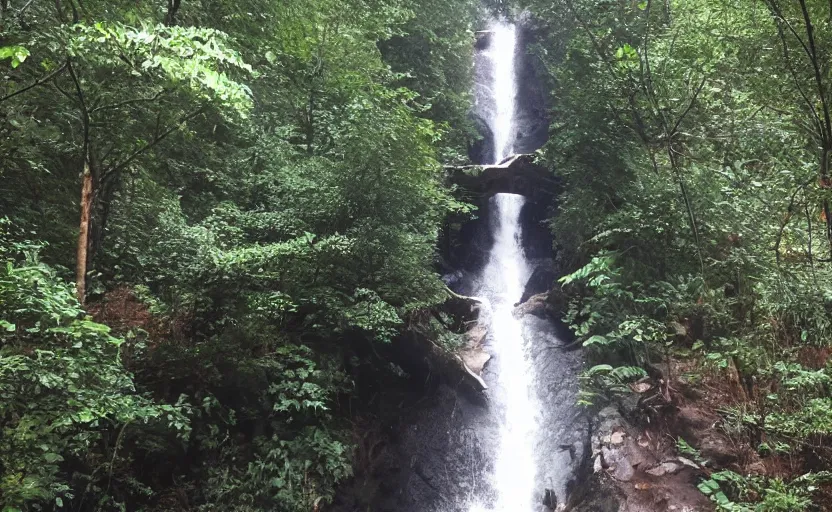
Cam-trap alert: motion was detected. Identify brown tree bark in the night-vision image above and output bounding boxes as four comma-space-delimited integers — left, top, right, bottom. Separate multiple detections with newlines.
76, 157, 92, 303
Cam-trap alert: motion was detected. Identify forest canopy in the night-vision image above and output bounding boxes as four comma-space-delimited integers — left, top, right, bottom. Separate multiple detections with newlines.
1, 0, 479, 509
6, 0, 832, 510
519, 0, 832, 508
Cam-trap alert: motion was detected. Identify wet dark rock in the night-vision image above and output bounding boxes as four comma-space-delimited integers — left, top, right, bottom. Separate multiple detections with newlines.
441, 269, 475, 296
513, 18, 550, 155
328, 385, 495, 512
396, 329, 487, 395
542, 488, 558, 510
445, 154, 557, 205
519, 202, 555, 260
521, 314, 588, 507
452, 212, 493, 274
513, 292, 556, 320
519, 262, 558, 304
441, 290, 483, 327
618, 392, 642, 424
467, 113, 494, 165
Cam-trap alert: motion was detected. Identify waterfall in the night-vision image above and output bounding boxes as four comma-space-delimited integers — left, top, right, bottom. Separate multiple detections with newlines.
330, 15, 584, 512
480, 194, 538, 512
487, 23, 517, 164
469, 21, 541, 512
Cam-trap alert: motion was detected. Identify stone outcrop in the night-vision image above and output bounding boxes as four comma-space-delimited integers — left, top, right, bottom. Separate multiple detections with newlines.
399, 291, 490, 394
399, 329, 488, 394
445, 154, 557, 205
564, 405, 713, 512
519, 260, 558, 304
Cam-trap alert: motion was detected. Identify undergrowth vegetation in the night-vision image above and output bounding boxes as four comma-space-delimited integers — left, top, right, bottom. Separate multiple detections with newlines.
521, 0, 832, 508
0, 0, 480, 510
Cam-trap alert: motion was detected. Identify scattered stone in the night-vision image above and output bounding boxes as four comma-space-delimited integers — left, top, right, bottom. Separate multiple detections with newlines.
602, 445, 635, 482
519, 264, 558, 304
677, 456, 699, 469
670, 321, 687, 339
630, 381, 653, 393
610, 431, 626, 445
645, 462, 682, 477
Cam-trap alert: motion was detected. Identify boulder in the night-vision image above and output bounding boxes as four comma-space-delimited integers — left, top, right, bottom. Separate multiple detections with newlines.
445, 154, 557, 205
399, 329, 487, 394
441, 269, 476, 296
460, 348, 491, 375
645, 461, 683, 477
513, 292, 556, 319
699, 434, 739, 466
519, 263, 558, 304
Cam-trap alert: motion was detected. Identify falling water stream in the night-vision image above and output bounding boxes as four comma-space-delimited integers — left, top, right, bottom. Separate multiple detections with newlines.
473, 194, 538, 512
488, 23, 517, 164
469, 21, 541, 512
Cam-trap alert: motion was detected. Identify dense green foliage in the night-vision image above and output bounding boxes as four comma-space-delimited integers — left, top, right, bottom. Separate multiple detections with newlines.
0, 0, 480, 510
8, 0, 832, 508
0, 230, 190, 510
519, 0, 832, 507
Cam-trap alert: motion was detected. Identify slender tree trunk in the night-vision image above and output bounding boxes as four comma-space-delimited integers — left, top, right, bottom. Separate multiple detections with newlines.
822, 148, 832, 258
76, 157, 93, 303
164, 0, 181, 26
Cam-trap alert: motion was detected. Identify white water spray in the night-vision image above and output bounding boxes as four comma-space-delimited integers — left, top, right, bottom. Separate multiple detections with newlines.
486, 194, 538, 512
486, 23, 518, 164
470, 21, 540, 512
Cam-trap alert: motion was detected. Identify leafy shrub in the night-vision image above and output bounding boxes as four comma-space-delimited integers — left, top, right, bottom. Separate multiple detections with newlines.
0, 237, 189, 510
698, 470, 832, 511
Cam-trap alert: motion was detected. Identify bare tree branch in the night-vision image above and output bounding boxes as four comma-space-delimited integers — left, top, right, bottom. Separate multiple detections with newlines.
797, 0, 832, 145
90, 89, 168, 113
102, 105, 207, 180
670, 75, 708, 137
768, 10, 824, 140
0, 62, 68, 104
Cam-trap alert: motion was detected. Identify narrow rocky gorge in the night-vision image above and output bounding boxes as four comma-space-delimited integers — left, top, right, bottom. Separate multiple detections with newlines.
333, 17, 588, 512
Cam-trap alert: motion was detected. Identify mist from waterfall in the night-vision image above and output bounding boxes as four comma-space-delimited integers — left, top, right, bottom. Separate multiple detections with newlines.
469, 21, 541, 512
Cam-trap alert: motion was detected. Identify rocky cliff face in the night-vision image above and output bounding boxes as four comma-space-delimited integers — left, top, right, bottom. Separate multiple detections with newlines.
512, 17, 550, 156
